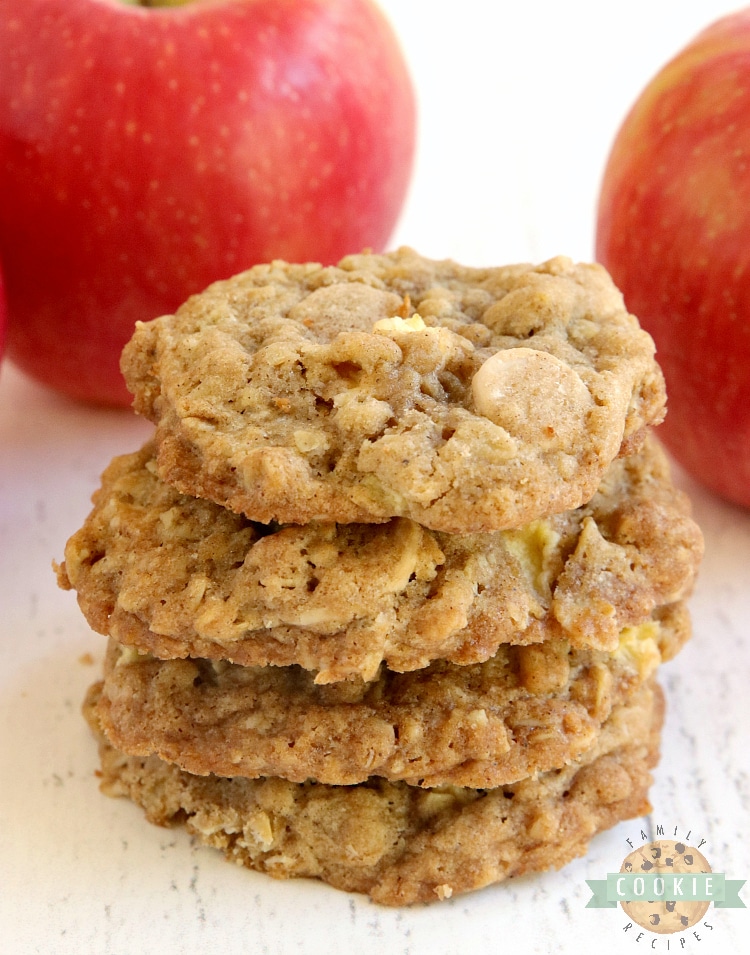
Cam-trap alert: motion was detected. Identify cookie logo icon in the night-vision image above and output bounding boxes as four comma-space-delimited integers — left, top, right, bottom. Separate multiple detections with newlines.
585, 827, 746, 935
620, 840, 711, 934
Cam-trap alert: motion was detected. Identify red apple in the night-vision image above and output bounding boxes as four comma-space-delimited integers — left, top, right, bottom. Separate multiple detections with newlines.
0, 0, 415, 405
596, 10, 750, 509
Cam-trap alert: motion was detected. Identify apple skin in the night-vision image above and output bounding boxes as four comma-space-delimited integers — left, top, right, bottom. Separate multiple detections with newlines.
0, 0, 415, 405
596, 10, 750, 510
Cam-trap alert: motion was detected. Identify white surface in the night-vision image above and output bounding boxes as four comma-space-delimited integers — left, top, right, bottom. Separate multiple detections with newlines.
2, 2, 749, 953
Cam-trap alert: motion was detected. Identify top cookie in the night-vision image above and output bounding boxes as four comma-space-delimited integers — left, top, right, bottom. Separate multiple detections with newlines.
121, 248, 666, 533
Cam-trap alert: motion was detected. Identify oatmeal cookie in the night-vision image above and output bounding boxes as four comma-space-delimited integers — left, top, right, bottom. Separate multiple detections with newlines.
84, 679, 663, 906
121, 248, 665, 532
57, 436, 701, 682
92, 602, 686, 788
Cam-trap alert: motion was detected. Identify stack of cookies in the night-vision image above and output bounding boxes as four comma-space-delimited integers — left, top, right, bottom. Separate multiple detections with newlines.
58, 248, 703, 905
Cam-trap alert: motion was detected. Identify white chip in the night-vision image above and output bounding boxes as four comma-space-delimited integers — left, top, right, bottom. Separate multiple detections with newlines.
471, 347, 594, 451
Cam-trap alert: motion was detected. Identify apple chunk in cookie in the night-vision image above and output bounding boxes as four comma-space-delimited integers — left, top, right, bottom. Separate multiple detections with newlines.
122, 247, 665, 533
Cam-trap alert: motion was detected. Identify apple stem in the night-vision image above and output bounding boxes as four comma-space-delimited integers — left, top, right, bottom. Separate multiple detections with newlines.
121, 1, 202, 8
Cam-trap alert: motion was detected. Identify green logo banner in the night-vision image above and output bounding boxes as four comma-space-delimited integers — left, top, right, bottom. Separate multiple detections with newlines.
714, 881, 747, 909
585, 879, 617, 909
586, 875, 746, 909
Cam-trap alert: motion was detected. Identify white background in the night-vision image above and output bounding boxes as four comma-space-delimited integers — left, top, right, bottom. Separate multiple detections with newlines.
2, 1, 749, 953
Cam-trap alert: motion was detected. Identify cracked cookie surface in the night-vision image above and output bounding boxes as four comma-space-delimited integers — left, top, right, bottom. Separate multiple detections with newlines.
121, 248, 666, 532
84, 679, 663, 906
92, 602, 685, 788
57, 436, 701, 682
